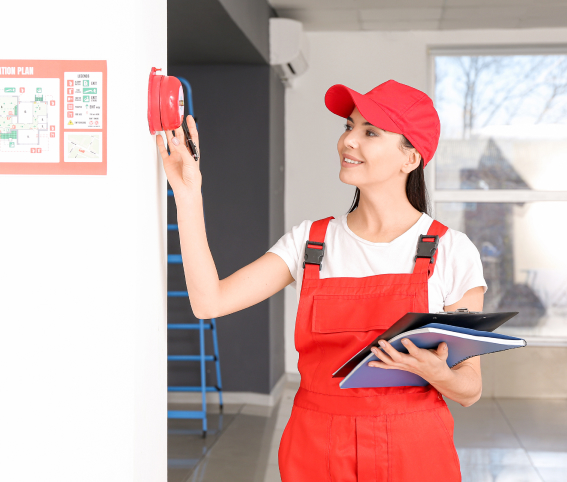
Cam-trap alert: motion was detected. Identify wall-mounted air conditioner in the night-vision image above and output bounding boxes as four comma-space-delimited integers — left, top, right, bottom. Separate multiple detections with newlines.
269, 18, 310, 87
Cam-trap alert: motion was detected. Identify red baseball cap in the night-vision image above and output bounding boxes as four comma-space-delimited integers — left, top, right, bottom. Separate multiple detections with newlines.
324, 80, 440, 166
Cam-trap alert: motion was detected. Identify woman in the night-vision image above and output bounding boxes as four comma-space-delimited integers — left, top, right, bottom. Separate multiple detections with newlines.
157, 79, 487, 481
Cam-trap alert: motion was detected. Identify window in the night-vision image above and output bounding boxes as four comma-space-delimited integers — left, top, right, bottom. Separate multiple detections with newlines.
429, 48, 567, 344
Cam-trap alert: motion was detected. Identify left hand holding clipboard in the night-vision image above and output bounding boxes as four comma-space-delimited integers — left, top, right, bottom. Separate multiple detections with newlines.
369, 338, 451, 384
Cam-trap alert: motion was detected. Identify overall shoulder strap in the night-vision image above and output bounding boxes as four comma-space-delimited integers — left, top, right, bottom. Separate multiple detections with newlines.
303, 216, 334, 280
412, 219, 449, 279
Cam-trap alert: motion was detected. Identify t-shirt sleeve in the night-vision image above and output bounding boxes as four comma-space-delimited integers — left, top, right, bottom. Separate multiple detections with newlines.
440, 230, 488, 307
267, 220, 312, 283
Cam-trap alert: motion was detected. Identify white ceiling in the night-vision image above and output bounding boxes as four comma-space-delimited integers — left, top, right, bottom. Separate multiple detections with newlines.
268, 0, 567, 31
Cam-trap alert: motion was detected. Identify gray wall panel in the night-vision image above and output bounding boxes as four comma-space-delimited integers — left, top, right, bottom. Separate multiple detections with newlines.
168, 0, 275, 65
168, 64, 285, 394
218, 0, 275, 63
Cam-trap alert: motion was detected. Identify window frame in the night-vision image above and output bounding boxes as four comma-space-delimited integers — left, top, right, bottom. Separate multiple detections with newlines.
427, 45, 567, 347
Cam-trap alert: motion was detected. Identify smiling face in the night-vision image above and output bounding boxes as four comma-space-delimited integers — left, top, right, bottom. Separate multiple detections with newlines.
337, 107, 420, 190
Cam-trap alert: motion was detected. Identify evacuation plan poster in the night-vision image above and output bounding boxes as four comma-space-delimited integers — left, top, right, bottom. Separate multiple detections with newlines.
0, 60, 107, 175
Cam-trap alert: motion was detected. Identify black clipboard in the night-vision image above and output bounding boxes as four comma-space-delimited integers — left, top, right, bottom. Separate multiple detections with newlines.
332, 310, 518, 378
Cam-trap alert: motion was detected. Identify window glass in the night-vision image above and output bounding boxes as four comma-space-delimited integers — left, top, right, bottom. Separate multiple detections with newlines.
435, 55, 567, 190
436, 202, 567, 339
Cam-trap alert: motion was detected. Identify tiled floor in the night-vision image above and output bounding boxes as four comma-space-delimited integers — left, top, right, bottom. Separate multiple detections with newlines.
168, 382, 567, 482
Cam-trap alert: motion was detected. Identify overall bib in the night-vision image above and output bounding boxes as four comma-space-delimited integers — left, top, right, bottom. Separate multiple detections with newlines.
278, 217, 462, 482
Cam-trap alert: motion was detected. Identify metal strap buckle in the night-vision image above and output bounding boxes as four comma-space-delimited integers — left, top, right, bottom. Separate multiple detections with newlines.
303, 241, 325, 271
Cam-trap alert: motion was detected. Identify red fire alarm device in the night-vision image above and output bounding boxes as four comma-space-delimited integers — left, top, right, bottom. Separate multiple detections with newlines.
147, 67, 185, 134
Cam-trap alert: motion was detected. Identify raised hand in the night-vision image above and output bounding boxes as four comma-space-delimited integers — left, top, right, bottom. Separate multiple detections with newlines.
156, 115, 201, 198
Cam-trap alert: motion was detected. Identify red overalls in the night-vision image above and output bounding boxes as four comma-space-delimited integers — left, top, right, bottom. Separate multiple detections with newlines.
278, 217, 461, 481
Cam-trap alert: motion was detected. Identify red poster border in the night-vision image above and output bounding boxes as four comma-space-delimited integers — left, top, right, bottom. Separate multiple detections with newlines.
0, 60, 107, 175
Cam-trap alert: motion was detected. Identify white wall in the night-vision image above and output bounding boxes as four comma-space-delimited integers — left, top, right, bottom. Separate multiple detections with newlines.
283, 27, 567, 376
0, 1, 168, 481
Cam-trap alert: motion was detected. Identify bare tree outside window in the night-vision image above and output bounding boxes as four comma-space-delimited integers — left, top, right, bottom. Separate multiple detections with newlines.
436, 55, 567, 140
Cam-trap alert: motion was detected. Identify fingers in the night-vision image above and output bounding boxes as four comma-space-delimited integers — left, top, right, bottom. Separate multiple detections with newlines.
378, 340, 407, 363
174, 124, 185, 147
371, 346, 393, 364
369, 346, 395, 369
156, 134, 169, 160
368, 339, 416, 371
164, 128, 183, 154
185, 117, 201, 169
367, 339, 451, 380
400, 338, 423, 359
164, 129, 176, 152
162, 117, 197, 155
368, 359, 391, 369
436, 342, 449, 361
185, 115, 199, 149
163, 127, 195, 167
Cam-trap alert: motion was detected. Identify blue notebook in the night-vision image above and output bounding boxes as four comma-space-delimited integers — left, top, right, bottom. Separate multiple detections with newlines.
339, 323, 526, 389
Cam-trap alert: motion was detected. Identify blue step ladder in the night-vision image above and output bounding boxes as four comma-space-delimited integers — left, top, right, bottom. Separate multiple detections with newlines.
167, 77, 223, 438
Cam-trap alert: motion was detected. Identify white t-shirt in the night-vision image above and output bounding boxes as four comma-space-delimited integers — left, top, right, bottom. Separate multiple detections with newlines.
267, 213, 487, 313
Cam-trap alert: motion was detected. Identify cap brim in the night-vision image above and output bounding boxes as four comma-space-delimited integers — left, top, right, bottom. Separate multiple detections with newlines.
324, 84, 402, 135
